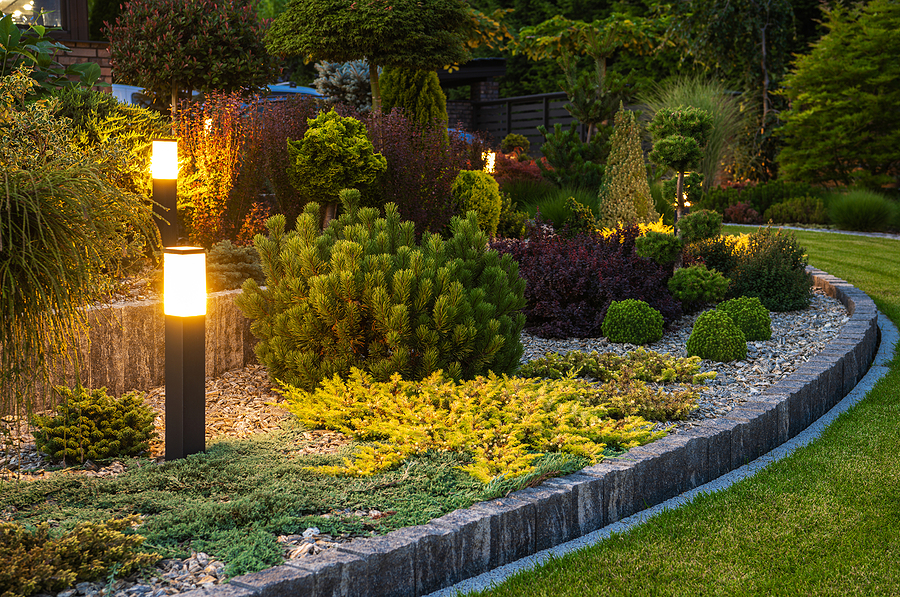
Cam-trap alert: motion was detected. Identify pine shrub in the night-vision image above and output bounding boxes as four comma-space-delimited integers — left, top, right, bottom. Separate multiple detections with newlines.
281, 368, 669, 483
380, 66, 448, 129
492, 225, 681, 339
0, 516, 156, 597
32, 386, 156, 464
717, 296, 772, 341
598, 104, 659, 227
668, 264, 729, 311
236, 190, 526, 391
207, 240, 264, 292
686, 310, 747, 362
601, 299, 664, 345
635, 231, 683, 266
677, 209, 722, 243
313, 60, 374, 112
452, 170, 502, 236
728, 227, 812, 311
537, 121, 607, 189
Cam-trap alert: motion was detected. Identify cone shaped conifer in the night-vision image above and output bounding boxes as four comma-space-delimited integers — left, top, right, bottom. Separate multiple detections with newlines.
599, 104, 659, 228
236, 189, 527, 391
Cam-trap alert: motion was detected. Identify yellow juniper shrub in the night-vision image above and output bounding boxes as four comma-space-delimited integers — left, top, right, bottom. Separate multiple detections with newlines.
281, 369, 679, 484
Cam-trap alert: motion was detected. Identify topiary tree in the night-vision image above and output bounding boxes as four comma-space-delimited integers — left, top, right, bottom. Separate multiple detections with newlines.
648, 106, 713, 224
380, 66, 448, 130
598, 103, 659, 228
264, 0, 470, 114
235, 189, 526, 390
286, 109, 387, 225
686, 310, 747, 362
777, 0, 900, 188
106, 0, 279, 116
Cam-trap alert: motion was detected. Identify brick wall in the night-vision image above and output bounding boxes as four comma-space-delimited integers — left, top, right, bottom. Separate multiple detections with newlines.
57, 41, 113, 86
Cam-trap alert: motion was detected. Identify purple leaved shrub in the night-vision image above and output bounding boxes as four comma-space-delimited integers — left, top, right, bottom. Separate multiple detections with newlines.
492, 225, 681, 339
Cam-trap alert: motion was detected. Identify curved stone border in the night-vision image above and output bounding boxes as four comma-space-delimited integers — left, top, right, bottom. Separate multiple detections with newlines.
182, 268, 880, 597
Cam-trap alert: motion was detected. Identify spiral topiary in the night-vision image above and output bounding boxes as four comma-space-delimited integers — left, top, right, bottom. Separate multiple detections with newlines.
601, 299, 665, 345
717, 296, 772, 341
686, 310, 747, 362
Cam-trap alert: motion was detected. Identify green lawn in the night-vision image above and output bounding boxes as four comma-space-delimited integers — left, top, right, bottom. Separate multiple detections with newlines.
464, 228, 900, 597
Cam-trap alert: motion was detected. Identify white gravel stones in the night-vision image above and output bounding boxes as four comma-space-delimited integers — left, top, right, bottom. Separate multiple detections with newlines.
520, 288, 848, 434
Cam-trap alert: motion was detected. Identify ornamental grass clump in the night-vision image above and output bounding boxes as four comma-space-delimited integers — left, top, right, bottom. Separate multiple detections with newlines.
280, 368, 677, 484
237, 189, 526, 391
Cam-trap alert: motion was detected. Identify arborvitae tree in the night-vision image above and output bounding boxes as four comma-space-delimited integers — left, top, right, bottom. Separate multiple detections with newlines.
598, 104, 659, 227
380, 66, 448, 129
777, 0, 900, 188
648, 106, 713, 223
236, 189, 527, 391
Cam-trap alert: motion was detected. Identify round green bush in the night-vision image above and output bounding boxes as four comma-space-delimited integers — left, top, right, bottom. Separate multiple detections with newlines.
635, 231, 684, 266
677, 208, 722, 243
717, 296, 772, 341
667, 264, 729, 311
601, 299, 664, 345
452, 170, 503, 236
686, 310, 747, 362
32, 385, 156, 464
500, 133, 530, 155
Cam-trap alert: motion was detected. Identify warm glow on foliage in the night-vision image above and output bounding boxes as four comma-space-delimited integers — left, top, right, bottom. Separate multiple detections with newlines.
598, 217, 673, 240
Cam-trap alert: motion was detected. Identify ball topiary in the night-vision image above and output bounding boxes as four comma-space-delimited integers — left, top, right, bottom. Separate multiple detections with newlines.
677, 209, 723, 243
668, 264, 729, 311
601, 299, 665, 345
452, 170, 503, 236
32, 386, 156, 464
717, 296, 772, 341
686, 310, 747, 362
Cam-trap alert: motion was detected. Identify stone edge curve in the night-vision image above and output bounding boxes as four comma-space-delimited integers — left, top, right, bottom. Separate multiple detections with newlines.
185, 267, 880, 597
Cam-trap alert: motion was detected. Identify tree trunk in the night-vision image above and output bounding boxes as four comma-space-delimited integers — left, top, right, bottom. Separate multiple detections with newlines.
369, 60, 382, 114
170, 80, 179, 124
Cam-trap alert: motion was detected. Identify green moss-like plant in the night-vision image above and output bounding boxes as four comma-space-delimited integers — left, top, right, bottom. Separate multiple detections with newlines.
668, 264, 729, 311
717, 296, 772, 341
451, 170, 502, 236
281, 368, 671, 483
601, 299, 664, 345
635, 231, 684, 266
236, 189, 526, 391
0, 515, 157, 597
32, 386, 156, 464
686, 310, 747, 362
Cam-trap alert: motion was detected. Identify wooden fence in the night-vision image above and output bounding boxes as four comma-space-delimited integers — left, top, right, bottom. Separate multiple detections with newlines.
472, 92, 587, 156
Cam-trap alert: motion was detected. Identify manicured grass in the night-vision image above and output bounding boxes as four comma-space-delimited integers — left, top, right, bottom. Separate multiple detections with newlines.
464, 228, 900, 597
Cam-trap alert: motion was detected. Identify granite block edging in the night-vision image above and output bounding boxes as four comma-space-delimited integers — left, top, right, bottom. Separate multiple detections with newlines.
184, 268, 880, 597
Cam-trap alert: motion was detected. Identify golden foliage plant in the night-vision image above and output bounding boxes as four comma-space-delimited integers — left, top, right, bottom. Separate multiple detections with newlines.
281, 369, 678, 484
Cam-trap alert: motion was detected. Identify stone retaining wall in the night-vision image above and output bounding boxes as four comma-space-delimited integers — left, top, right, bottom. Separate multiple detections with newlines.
180, 267, 881, 597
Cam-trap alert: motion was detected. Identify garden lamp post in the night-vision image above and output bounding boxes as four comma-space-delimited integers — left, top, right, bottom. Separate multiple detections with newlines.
164, 246, 207, 460
152, 140, 179, 246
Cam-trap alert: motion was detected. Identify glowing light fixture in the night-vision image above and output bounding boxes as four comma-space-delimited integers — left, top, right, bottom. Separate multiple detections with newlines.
152, 140, 179, 246
482, 151, 496, 174
164, 246, 207, 460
